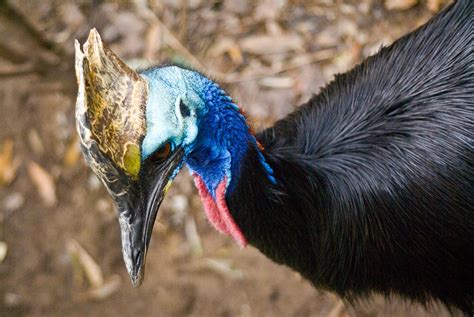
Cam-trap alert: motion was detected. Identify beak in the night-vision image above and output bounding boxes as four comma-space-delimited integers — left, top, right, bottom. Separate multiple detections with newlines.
117, 148, 184, 287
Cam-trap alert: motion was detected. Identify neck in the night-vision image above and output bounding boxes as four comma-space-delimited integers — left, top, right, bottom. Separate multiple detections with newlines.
226, 145, 319, 278
185, 85, 317, 279
185, 81, 275, 247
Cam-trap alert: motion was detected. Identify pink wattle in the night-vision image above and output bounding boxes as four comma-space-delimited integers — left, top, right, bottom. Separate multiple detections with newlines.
193, 175, 229, 235
193, 174, 248, 248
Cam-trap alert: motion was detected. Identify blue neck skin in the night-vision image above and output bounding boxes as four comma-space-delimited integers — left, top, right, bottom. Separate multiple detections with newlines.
186, 80, 259, 198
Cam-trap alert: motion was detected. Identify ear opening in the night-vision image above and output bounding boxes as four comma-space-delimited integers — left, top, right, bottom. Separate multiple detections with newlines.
175, 96, 185, 129
179, 99, 191, 117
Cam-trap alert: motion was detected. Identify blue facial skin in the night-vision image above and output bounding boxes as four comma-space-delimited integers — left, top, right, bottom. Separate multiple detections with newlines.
140, 66, 266, 198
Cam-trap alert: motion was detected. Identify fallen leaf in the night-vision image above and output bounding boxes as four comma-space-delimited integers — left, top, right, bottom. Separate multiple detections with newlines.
185, 215, 203, 256
27, 161, 57, 207
204, 258, 244, 279
64, 137, 81, 167
240, 34, 303, 55
59, 2, 85, 30
209, 38, 235, 57
227, 45, 244, 65
144, 23, 162, 61
426, 0, 447, 12
28, 129, 44, 156
224, 0, 251, 15
67, 239, 104, 289
2, 192, 25, 213
0, 139, 20, 186
3, 292, 22, 308
327, 299, 348, 317
384, 0, 418, 11
170, 194, 189, 225
255, 0, 287, 21
259, 76, 294, 88
85, 275, 121, 300
0, 242, 7, 263
315, 28, 341, 48
208, 38, 243, 67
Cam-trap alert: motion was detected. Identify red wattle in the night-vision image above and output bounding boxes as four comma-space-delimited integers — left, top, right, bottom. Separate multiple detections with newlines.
193, 175, 229, 235
193, 174, 248, 248
215, 177, 248, 248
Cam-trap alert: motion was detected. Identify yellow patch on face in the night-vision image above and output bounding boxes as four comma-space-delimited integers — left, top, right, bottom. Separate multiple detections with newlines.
123, 143, 141, 179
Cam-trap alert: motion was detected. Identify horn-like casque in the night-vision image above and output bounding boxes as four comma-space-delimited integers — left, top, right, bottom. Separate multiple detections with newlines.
75, 29, 148, 182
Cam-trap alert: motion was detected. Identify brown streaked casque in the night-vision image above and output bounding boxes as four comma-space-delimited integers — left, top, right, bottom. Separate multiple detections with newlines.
75, 28, 148, 180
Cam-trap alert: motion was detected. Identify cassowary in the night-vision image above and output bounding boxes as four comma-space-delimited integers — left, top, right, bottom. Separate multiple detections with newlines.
75, 0, 473, 314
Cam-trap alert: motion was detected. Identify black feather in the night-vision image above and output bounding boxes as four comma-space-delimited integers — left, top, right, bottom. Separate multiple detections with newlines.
228, 0, 473, 314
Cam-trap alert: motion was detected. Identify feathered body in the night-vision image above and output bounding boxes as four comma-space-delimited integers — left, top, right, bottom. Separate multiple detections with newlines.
222, 0, 473, 313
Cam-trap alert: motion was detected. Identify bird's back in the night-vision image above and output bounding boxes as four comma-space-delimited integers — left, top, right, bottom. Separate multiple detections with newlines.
255, 0, 473, 312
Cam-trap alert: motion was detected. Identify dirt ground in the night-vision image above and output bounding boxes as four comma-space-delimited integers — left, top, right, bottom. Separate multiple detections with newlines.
0, 0, 461, 316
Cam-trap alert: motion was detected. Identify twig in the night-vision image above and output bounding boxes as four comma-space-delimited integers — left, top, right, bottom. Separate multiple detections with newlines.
217, 48, 337, 83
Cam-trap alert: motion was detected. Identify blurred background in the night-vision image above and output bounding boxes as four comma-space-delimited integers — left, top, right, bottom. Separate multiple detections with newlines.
0, 0, 455, 316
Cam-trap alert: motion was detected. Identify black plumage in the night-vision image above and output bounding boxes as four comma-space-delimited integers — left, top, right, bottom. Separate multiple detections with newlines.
228, 0, 473, 313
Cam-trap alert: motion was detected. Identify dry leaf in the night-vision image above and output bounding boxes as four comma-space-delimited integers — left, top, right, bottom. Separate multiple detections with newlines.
227, 45, 243, 65
27, 161, 57, 207
209, 38, 243, 65
67, 239, 104, 288
64, 137, 81, 167
144, 23, 161, 60
59, 2, 85, 30
0, 242, 7, 263
28, 129, 45, 156
86, 275, 121, 300
2, 192, 25, 213
3, 292, 22, 308
3, 292, 23, 308
185, 215, 203, 256
224, 0, 250, 15
240, 34, 303, 55
0, 139, 20, 186
209, 38, 235, 57
259, 76, 294, 88
327, 299, 348, 317
255, 0, 287, 21
426, 0, 447, 12
384, 0, 417, 11
204, 258, 244, 279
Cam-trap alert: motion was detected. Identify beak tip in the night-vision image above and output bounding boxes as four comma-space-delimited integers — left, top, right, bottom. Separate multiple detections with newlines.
130, 271, 144, 288
124, 246, 146, 287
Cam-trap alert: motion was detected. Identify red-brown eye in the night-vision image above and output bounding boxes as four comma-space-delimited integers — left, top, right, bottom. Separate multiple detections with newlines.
152, 142, 171, 163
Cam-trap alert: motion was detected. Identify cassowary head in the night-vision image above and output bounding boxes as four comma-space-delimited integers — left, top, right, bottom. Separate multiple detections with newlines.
76, 30, 263, 286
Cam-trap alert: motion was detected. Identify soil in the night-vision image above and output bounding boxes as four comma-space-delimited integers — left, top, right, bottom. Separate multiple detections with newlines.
0, 0, 459, 316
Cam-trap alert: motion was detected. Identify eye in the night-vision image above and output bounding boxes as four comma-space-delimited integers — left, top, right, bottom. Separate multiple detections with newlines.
179, 99, 191, 117
151, 142, 172, 163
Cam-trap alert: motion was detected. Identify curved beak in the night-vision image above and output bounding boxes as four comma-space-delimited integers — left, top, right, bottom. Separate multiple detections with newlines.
117, 148, 184, 287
